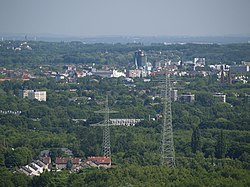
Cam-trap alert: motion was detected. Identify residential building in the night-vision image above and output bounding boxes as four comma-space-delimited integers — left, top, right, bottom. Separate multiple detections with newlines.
179, 94, 195, 102
19, 159, 50, 176
170, 90, 178, 102
86, 156, 111, 168
213, 93, 226, 103
55, 157, 81, 170
194, 58, 205, 66
28, 91, 46, 101
22, 90, 34, 98
23, 90, 46, 101
126, 69, 142, 78
230, 65, 249, 73
109, 119, 142, 126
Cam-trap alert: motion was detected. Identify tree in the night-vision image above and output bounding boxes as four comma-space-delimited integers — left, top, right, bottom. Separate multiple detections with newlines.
196, 92, 215, 106
191, 127, 202, 153
66, 160, 73, 170
215, 130, 226, 159
4, 147, 33, 167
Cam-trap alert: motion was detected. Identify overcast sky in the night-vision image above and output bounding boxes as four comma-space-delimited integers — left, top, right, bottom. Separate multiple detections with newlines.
0, 0, 250, 37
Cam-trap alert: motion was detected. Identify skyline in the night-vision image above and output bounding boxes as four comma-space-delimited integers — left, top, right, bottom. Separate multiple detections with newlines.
0, 0, 250, 37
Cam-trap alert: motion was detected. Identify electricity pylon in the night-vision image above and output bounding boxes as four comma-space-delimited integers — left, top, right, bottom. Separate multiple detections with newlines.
94, 93, 118, 158
160, 71, 176, 167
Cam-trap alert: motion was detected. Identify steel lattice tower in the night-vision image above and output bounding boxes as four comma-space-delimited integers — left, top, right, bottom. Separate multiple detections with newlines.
160, 71, 176, 167
94, 93, 117, 158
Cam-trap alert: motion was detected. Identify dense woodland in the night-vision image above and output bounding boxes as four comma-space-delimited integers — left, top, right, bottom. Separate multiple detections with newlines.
0, 41, 250, 186
1, 41, 250, 68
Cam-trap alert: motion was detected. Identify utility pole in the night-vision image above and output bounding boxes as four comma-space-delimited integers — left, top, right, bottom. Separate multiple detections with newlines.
94, 93, 118, 158
160, 71, 176, 167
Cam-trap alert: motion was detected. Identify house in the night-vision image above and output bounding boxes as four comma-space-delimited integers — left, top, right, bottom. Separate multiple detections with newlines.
19, 159, 50, 176
86, 156, 111, 168
19, 166, 33, 176
55, 157, 81, 170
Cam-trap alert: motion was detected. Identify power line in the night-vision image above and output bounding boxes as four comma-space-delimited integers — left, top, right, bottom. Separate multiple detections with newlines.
94, 93, 118, 158
160, 70, 176, 167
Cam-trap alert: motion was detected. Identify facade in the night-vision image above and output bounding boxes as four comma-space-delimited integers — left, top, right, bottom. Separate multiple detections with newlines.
28, 91, 46, 101
23, 90, 46, 101
92, 70, 125, 78
126, 69, 142, 78
194, 58, 206, 66
170, 90, 178, 102
134, 50, 147, 69
213, 93, 226, 103
22, 90, 34, 98
179, 94, 195, 103
109, 119, 142, 126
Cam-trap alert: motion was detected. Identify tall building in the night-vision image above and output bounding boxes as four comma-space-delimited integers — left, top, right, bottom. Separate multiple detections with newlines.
134, 50, 147, 69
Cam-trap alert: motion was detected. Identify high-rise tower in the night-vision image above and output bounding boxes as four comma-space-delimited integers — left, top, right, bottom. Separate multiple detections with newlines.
134, 50, 147, 69
160, 71, 176, 167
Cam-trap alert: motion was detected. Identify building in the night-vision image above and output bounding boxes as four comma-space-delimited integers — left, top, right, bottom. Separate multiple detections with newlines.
28, 91, 47, 101
86, 156, 111, 168
92, 70, 125, 78
194, 58, 205, 66
179, 94, 195, 102
22, 90, 34, 98
126, 69, 142, 78
134, 50, 147, 69
55, 157, 81, 170
19, 159, 50, 176
229, 65, 249, 73
23, 90, 46, 101
170, 90, 178, 102
213, 93, 226, 103
160, 89, 178, 102
109, 119, 142, 126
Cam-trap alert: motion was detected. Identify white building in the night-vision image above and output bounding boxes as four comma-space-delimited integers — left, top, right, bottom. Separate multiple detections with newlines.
19, 160, 50, 176
109, 119, 142, 126
194, 58, 206, 66
170, 90, 178, 102
23, 90, 46, 101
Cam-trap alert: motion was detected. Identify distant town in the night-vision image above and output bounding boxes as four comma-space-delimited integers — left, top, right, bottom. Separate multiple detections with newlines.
0, 40, 250, 186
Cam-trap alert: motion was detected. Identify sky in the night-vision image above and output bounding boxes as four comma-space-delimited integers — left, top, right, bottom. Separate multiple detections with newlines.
0, 0, 250, 37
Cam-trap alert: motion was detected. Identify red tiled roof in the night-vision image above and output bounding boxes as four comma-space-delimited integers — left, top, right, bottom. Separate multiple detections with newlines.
87, 156, 111, 164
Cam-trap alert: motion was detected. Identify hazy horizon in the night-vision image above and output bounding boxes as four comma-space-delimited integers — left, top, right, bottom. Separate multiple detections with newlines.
1, 0, 250, 37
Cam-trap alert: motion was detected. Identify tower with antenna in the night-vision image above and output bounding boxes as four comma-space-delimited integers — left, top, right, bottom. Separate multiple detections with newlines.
160, 70, 176, 167
94, 92, 118, 158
